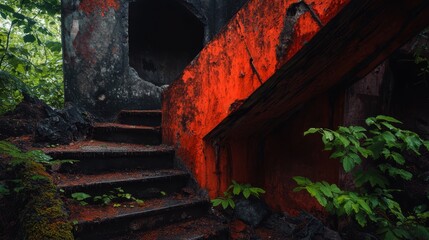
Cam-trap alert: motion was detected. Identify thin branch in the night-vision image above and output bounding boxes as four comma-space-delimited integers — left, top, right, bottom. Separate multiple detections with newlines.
0, 22, 15, 69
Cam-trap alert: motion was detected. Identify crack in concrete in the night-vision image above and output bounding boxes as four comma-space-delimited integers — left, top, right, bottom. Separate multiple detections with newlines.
302, 1, 324, 27
235, 18, 264, 85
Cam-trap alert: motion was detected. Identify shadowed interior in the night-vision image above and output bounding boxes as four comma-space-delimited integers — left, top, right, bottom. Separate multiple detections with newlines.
129, 0, 205, 86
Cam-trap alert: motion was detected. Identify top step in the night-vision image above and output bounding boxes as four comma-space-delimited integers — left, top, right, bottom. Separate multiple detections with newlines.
117, 110, 162, 127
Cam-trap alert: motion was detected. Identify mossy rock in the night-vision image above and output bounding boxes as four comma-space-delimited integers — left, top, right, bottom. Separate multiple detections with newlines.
16, 160, 73, 240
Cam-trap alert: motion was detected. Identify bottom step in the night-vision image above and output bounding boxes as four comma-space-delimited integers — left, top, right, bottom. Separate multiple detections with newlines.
112, 217, 229, 240
71, 195, 209, 239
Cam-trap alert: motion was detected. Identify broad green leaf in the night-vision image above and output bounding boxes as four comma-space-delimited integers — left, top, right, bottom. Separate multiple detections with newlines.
379, 164, 412, 180
381, 131, 396, 143
376, 115, 402, 124
306, 186, 327, 206
319, 185, 333, 198
355, 212, 367, 227
233, 185, 241, 195
337, 134, 350, 147
323, 131, 334, 141
71, 192, 91, 201
304, 128, 319, 136
211, 199, 222, 207
390, 152, 405, 165
221, 200, 229, 209
344, 201, 353, 215
243, 189, 251, 199
253, 187, 265, 194
350, 126, 366, 133
227, 198, 235, 209
330, 151, 344, 159
342, 155, 355, 172
404, 135, 422, 154
338, 126, 351, 134
357, 199, 372, 214
365, 117, 376, 126
356, 147, 371, 158
293, 176, 312, 186
381, 122, 396, 130
329, 184, 342, 194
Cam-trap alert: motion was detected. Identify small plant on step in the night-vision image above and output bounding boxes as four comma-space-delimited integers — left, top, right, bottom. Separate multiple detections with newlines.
71, 187, 144, 207
211, 180, 265, 210
71, 192, 91, 206
293, 115, 429, 240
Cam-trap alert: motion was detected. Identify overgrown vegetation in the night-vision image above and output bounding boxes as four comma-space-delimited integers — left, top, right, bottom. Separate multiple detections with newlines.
70, 188, 144, 207
211, 180, 265, 209
0, 140, 73, 239
0, 0, 63, 114
294, 116, 429, 240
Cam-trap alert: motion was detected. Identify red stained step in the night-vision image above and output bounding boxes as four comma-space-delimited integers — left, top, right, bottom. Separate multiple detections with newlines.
112, 217, 229, 240
69, 195, 210, 239
117, 110, 162, 127
92, 123, 162, 145
54, 169, 189, 199
46, 144, 175, 173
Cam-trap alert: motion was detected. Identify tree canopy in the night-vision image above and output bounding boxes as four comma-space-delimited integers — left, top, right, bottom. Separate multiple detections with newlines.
0, 0, 63, 114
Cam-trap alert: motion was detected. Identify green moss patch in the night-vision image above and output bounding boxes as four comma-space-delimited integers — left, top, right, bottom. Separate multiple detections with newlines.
16, 160, 73, 240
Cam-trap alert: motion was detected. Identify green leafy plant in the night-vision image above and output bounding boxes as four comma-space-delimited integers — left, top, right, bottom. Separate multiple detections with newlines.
70, 188, 144, 207
211, 180, 265, 209
294, 115, 429, 240
70, 192, 91, 206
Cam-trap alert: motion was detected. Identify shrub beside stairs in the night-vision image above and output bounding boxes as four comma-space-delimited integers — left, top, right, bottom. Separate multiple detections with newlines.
45, 110, 228, 240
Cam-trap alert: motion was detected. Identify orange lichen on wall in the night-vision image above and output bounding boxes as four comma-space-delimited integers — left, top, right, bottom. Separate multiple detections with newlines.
163, 0, 350, 213
79, 0, 120, 17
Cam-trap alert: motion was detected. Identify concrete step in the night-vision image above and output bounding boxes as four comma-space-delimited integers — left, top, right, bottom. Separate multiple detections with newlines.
117, 110, 162, 127
46, 145, 175, 173
55, 169, 189, 199
92, 123, 162, 145
111, 217, 229, 240
70, 195, 210, 239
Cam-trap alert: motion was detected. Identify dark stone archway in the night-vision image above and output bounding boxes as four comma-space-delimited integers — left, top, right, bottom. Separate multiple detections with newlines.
129, 0, 205, 86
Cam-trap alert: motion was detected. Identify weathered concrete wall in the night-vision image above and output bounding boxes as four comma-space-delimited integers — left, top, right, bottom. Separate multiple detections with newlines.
62, 0, 162, 120
162, 0, 349, 213
62, 0, 249, 120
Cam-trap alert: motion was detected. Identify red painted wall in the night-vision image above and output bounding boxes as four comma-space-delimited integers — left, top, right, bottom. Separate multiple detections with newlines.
162, 0, 349, 213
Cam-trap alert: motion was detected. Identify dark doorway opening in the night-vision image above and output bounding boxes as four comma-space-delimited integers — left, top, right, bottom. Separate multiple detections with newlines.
129, 0, 205, 86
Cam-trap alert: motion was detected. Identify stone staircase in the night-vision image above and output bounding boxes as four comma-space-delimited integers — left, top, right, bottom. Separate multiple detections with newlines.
45, 110, 228, 240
